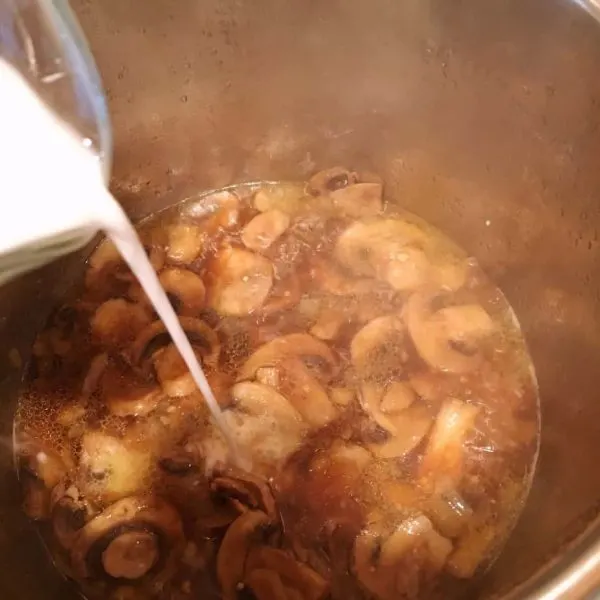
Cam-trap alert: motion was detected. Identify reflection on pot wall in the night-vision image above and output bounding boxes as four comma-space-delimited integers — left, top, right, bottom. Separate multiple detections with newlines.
2, 0, 600, 598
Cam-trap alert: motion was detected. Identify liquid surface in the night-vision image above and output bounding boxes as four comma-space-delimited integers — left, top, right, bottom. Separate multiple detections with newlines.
15, 167, 540, 600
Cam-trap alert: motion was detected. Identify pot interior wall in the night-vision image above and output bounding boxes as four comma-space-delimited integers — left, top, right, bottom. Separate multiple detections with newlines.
1, 0, 600, 597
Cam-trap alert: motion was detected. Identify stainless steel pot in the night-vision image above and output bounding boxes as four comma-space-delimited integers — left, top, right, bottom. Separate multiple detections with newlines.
2, 0, 600, 597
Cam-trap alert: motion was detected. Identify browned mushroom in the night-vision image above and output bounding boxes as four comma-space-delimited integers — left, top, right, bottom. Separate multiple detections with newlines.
130, 317, 219, 367
91, 299, 151, 349
404, 293, 495, 373
242, 210, 291, 252
152, 344, 201, 398
159, 268, 206, 315
238, 334, 337, 383
419, 398, 480, 487
307, 167, 357, 196
350, 315, 406, 380
70, 495, 184, 584
210, 247, 274, 316
51, 481, 97, 549
78, 432, 152, 503
217, 510, 272, 600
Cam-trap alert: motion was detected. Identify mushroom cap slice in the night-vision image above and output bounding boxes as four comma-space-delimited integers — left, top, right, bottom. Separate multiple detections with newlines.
245, 568, 289, 600
211, 466, 277, 520
101, 360, 162, 417
404, 293, 495, 374
159, 268, 206, 315
242, 210, 291, 252
165, 223, 204, 264
91, 299, 151, 349
130, 317, 219, 367
308, 167, 357, 195
210, 247, 274, 316
334, 219, 426, 279
217, 510, 272, 600
419, 399, 479, 488
266, 358, 337, 428
254, 183, 306, 215
238, 334, 338, 383
351, 315, 406, 380
70, 495, 184, 582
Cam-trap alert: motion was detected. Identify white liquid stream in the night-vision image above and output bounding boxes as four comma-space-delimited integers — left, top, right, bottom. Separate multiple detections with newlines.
0, 59, 240, 465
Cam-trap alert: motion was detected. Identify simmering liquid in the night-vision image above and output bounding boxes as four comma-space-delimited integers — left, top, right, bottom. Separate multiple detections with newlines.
15, 167, 540, 600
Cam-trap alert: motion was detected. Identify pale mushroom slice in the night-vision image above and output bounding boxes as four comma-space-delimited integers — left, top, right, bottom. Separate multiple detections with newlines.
152, 343, 203, 398
238, 333, 338, 383
354, 515, 452, 600
242, 210, 291, 252
404, 292, 495, 373
350, 315, 406, 380
70, 495, 184, 584
419, 398, 480, 488
165, 223, 204, 264
330, 182, 383, 218
262, 357, 338, 428
217, 510, 272, 600
159, 267, 206, 315
90, 298, 151, 349
334, 219, 427, 281
210, 247, 274, 316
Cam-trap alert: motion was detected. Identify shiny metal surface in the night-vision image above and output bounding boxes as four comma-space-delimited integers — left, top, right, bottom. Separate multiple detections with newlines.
1, 0, 600, 597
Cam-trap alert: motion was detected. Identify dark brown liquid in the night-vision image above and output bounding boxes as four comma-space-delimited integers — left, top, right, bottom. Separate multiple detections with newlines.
15, 173, 539, 600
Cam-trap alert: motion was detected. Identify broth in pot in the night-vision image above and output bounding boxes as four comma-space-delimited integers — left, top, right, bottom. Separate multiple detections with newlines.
15, 167, 540, 600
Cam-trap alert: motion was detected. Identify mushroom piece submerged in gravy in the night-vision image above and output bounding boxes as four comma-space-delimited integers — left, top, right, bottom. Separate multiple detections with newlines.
15, 168, 540, 600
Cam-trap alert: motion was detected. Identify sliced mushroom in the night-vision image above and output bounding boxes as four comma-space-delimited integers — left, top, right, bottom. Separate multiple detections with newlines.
246, 547, 329, 600
152, 344, 200, 398
404, 293, 495, 373
307, 167, 357, 196
330, 387, 355, 408
159, 268, 206, 315
334, 219, 427, 280
231, 382, 303, 429
238, 334, 337, 383
424, 488, 473, 539
91, 299, 151, 349
242, 210, 291, 252
70, 495, 184, 583
217, 510, 272, 600
130, 317, 219, 367
265, 358, 338, 428
330, 182, 383, 218
211, 466, 277, 520
101, 360, 162, 416
419, 399, 479, 487
446, 522, 497, 579
354, 515, 452, 600
51, 482, 97, 549
309, 259, 374, 297
367, 404, 433, 459
210, 247, 274, 316
350, 315, 406, 380
379, 381, 415, 413
78, 432, 152, 503
254, 183, 306, 215
166, 223, 204, 264
309, 305, 347, 341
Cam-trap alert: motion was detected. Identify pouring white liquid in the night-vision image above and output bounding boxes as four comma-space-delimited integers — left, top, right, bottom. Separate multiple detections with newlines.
0, 59, 241, 465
